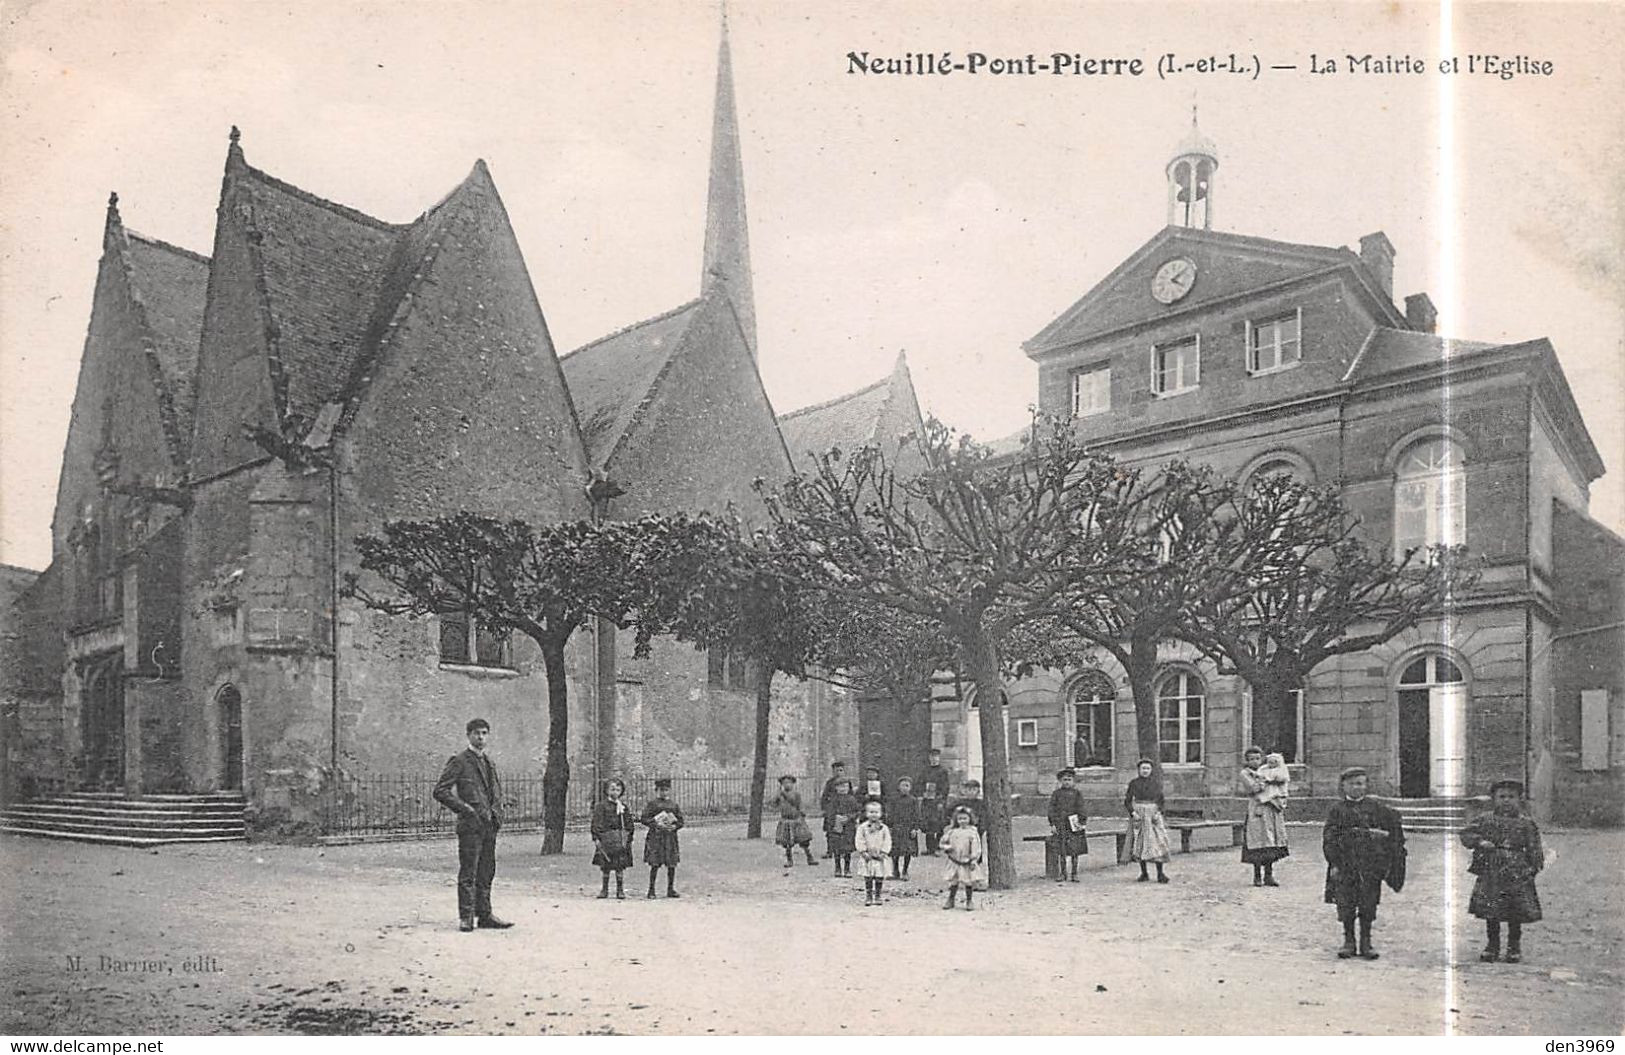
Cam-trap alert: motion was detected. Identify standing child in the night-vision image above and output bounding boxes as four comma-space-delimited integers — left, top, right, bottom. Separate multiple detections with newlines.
940, 805, 986, 911
1322, 766, 1406, 960
823, 777, 860, 877
1048, 767, 1089, 882
887, 777, 921, 880
945, 778, 987, 844
854, 800, 893, 906
819, 761, 848, 859
590, 778, 636, 899
919, 780, 946, 856
640, 777, 686, 899
860, 765, 886, 804
1461, 779, 1544, 963
768, 774, 817, 867
1124, 759, 1172, 883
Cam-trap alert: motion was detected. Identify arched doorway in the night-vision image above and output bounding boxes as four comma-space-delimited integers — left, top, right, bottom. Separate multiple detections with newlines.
81, 654, 125, 788
217, 685, 244, 790
1396, 654, 1467, 797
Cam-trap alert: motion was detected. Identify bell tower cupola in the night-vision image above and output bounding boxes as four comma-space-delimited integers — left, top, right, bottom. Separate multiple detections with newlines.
1166, 107, 1218, 230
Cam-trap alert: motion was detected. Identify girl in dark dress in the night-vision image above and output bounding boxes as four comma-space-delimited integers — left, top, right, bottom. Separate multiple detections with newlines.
823, 778, 859, 877
887, 777, 922, 880
640, 778, 685, 899
590, 778, 636, 899
767, 774, 817, 867
1048, 768, 1089, 882
1123, 759, 1171, 883
1461, 779, 1545, 963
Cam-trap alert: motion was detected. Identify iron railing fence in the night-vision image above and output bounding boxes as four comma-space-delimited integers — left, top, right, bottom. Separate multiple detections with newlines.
326, 770, 759, 837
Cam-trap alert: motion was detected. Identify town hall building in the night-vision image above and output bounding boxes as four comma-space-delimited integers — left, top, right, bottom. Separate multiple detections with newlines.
927, 120, 1623, 825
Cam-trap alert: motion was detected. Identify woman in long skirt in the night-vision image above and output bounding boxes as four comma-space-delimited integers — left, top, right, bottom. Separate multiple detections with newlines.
1124, 759, 1171, 883
1238, 746, 1290, 886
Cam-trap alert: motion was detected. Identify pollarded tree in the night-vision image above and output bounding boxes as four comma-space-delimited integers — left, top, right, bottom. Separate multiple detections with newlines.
809, 593, 958, 780
759, 415, 1139, 889
627, 512, 826, 840
1179, 473, 1479, 759
346, 511, 721, 853
1005, 460, 1279, 776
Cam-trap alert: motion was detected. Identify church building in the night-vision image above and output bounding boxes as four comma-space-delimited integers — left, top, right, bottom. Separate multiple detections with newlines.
0, 22, 874, 840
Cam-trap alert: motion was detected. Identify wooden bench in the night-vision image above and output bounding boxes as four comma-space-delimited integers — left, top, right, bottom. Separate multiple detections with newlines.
1024, 819, 1243, 875
1116, 819, 1244, 863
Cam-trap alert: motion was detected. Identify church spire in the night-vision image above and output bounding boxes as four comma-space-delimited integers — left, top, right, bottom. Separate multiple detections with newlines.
701, 4, 757, 357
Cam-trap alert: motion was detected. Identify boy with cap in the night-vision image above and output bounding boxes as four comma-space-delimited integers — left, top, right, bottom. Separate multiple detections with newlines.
819, 761, 848, 858
1460, 779, 1544, 963
1322, 767, 1406, 960
1048, 767, 1089, 882
917, 749, 951, 855
640, 777, 685, 899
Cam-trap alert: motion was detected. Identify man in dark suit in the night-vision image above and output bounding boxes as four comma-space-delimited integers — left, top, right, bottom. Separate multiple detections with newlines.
434, 718, 513, 932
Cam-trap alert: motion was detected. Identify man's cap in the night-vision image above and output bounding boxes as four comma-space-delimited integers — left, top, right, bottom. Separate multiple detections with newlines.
1489, 779, 1525, 796
466, 718, 490, 734
653, 777, 673, 789
1338, 766, 1368, 783
1057, 767, 1076, 779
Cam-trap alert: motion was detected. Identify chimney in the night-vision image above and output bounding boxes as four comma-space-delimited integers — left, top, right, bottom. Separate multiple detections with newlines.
1358, 231, 1395, 301
1404, 292, 1438, 334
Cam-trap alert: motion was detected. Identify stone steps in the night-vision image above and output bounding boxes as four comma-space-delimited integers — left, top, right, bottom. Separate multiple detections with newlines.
0, 792, 247, 846
1388, 796, 1481, 833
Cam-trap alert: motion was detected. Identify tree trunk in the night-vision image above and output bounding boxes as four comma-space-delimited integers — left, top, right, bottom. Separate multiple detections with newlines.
1124, 642, 1161, 779
539, 636, 571, 855
961, 627, 1015, 890
1251, 669, 1300, 763
746, 664, 774, 839
594, 615, 618, 780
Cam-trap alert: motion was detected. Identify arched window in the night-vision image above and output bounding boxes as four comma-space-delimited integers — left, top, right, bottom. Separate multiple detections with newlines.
1067, 672, 1115, 768
1156, 671, 1204, 764
1393, 437, 1465, 556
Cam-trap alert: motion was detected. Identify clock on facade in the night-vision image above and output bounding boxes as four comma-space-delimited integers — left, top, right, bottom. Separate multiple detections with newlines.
1151, 257, 1197, 304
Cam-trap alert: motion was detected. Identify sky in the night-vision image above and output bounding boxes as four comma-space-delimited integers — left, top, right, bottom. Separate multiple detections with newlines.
2, 0, 1622, 571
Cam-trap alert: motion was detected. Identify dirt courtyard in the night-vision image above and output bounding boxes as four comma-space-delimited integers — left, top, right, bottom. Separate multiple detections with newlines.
2, 817, 1620, 1036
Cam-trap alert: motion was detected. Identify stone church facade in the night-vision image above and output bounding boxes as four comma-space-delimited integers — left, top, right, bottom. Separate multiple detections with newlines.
0, 26, 869, 835
931, 122, 1624, 825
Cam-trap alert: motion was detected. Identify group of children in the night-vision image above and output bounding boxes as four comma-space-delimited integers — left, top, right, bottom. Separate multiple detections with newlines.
763, 760, 990, 909
591, 761, 1549, 964
588, 777, 686, 900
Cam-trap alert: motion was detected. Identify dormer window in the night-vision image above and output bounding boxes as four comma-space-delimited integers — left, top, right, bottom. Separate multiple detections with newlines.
1247, 311, 1302, 374
1070, 365, 1111, 418
1152, 336, 1200, 396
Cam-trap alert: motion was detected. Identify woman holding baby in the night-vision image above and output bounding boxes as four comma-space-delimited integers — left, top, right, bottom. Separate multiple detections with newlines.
1238, 745, 1291, 886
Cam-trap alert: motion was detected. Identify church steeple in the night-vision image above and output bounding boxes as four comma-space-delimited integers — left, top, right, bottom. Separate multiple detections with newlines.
701, 5, 757, 358
1166, 106, 1218, 230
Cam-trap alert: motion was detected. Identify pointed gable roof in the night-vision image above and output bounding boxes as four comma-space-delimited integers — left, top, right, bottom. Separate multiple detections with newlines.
1024, 226, 1399, 357
778, 352, 924, 471
228, 146, 404, 432
560, 301, 703, 471
120, 231, 209, 454
212, 135, 546, 452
